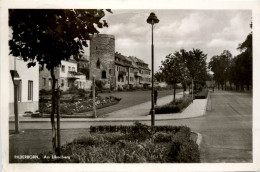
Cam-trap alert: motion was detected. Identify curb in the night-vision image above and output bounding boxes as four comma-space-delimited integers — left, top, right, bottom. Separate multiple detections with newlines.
196, 132, 203, 149
9, 92, 209, 124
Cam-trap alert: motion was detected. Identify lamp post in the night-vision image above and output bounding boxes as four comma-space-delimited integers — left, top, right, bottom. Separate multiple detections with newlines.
147, 12, 159, 127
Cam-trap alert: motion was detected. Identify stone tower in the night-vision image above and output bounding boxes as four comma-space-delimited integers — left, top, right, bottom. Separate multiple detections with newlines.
89, 34, 115, 89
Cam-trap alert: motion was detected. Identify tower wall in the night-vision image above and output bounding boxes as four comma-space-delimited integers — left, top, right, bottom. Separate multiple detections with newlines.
89, 34, 115, 89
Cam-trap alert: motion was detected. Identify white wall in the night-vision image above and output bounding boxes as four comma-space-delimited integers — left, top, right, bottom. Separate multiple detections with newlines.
59, 60, 77, 78
9, 56, 39, 103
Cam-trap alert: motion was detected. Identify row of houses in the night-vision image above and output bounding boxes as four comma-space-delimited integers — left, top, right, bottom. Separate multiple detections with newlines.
9, 34, 152, 115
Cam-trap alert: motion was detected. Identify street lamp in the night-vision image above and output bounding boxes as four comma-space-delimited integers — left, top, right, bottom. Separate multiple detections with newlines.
147, 12, 159, 127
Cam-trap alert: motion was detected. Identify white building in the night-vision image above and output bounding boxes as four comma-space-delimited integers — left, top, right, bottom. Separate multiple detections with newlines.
39, 59, 91, 91
9, 56, 39, 116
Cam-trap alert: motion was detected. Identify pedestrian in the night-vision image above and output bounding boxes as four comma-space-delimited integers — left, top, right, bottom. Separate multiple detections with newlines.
154, 89, 158, 105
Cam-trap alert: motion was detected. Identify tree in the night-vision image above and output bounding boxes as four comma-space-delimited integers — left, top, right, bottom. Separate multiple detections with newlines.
9, 9, 111, 155
208, 50, 232, 90
237, 32, 252, 90
160, 52, 187, 102
154, 70, 164, 82
181, 49, 207, 99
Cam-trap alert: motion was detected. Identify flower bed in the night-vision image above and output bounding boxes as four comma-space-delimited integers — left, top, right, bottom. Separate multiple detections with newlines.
194, 88, 208, 99
17, 122, 200, 163
155, 96, 192, 114
39, 96, 121, 116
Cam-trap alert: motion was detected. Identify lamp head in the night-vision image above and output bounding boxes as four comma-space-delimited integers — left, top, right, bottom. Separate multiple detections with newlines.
147, 12, 159, 25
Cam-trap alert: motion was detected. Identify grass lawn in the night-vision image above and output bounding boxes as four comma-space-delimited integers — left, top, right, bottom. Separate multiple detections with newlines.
97, 89, 182, 117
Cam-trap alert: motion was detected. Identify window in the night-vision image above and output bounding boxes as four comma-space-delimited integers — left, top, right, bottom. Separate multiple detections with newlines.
96, 59, 100, 69
122, 76, 124, 82
109, 69, 112, 74
117, 67, 119, 71
102, 70, 106, 79
68, 66, 71, 71
43, 78, 46, 86
72, 67, 75, 71
118, 75, 120, 82
61, 65, 65, 72
28, 80, 33, 101
61, 79, 64, 87
49, 79, 51, 87
67, 79, 69, 87
18, 81, 22, 102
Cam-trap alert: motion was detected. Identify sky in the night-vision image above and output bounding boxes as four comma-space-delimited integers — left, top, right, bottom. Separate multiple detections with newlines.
85, 9, 252, 72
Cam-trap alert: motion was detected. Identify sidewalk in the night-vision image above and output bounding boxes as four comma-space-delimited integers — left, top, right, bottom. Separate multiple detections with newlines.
9, 91, 209, 123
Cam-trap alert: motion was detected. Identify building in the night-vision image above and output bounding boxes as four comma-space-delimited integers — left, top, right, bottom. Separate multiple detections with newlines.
89, 34, 151, 90
9, 56, 39, 115
89, 34, 116, 89
39, 58, 91, 92
128, 56, 151, 88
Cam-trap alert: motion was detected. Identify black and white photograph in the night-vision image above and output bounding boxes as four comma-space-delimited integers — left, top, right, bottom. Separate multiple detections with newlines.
1, 0, 260, 171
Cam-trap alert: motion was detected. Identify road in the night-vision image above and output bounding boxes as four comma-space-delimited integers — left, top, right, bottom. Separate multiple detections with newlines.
154, 90, 252, 162
9, 90, 252, 163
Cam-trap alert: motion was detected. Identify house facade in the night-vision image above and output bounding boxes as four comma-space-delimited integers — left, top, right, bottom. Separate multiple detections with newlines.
9, 56, 39, 115
39, 59, 91, 91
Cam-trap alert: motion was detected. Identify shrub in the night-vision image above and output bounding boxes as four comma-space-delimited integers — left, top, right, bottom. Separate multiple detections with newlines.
31, 112, 43, 118
39, 89, 52, 96
194, 88, 208, 99
167, 138, 200, 163
155, 96, 192, 114
155, 104, 180, 114
166, 126, 199, 162
153, 132, 172, 143
20, 124, 199, 163
72, 135, 102, 146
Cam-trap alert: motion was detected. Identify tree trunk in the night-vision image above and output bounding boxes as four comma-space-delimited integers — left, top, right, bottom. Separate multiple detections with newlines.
229, 82, 232, 91
241, 83, 244, 91
247, 83, 250, 91
218, 83, 220, 90
192, 79, 194, 102
50, 68, 57, 153
173, 83, 176, 102
221, 84, 223, 90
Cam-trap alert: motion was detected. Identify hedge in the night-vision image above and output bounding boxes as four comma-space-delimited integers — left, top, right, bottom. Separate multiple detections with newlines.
16, 122, 200, 163
155, 96, 192, 114
194, 88, 208, 99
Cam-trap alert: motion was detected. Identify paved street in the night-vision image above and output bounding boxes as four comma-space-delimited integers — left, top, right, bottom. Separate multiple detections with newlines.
9, 90, 252, 163
154, 90, 252, 162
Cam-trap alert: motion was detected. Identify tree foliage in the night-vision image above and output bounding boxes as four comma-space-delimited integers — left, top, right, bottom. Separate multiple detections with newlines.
9, 9, 111, 69
9, 9, 111, 154
208, 22, 252, 91
160, 49, 207, 101
208, 50, 232, 89
182, 49, 208, 83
